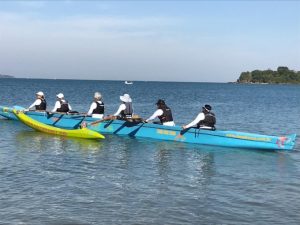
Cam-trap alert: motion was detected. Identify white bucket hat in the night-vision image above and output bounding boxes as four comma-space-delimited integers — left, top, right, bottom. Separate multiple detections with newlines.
120, 94, 132, 103
36, 91, 44, 97
94, 92, 102, 100
56, 93, 64, 99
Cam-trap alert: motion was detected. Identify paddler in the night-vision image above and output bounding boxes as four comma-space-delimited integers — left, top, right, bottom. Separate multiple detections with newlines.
52, 93, 72, 113
87, 92, 104, 119
27, 91, 47, 111
145, 99, 175, 126
182, 104, 216, 130
113, 94, 133, 119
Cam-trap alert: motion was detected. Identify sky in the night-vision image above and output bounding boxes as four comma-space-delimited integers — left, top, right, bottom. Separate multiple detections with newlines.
0, 0, 299, 82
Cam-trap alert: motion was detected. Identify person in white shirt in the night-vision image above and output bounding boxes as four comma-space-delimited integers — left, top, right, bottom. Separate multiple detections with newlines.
52, 93, 72, 113
182, 104, 216, 130
27, 91, 47, 111
113, 94, 133, 119
145, 99, 175, 126
87, 92, 104, 119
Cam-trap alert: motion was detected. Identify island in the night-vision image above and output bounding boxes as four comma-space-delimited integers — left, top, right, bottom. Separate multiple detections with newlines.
0, 74, 14, 78
237, 67, 300, 84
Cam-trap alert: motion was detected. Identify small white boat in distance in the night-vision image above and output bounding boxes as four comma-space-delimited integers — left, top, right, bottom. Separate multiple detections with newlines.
125, 81, 133, 85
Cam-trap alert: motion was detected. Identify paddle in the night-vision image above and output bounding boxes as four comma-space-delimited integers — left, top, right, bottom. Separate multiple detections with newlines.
84, 114, 143, 127
80, 115, 116, 128
180, 127, 190, 135
44, 111, 86, 126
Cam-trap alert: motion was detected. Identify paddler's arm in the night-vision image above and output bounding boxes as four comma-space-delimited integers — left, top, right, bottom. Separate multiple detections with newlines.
145, 109, 163, 122
51, 101, 60, 113
28, 99, 41, 110
182, 113, 204, 129
87, 102, 97, 116
113, 104, 126, 116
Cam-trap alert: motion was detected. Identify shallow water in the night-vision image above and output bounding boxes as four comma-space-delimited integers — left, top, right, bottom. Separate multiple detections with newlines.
0, 79, 299, 224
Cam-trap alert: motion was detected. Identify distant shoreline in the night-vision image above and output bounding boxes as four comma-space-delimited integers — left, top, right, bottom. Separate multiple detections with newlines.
0, 76, 226, 83
1, 76, 300, 85
0, 74, 14, 79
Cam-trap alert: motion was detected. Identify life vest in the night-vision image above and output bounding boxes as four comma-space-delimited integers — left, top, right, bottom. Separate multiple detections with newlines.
197, 112, 216, 128
92, 101, 104, 114
158, 106, 173, 123
35, 99, 46, 111
57, 100, 70, 113
120, 102, 133, 119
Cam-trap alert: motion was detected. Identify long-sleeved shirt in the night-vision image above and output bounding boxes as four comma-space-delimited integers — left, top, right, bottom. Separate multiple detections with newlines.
113, 104, 126, 116
146, 109, 175, 126
28, 99, 42, 110
146, 109, 163, 122
51, 100, 72, 113
185, 112, 205, 129
87, 101, 104, 119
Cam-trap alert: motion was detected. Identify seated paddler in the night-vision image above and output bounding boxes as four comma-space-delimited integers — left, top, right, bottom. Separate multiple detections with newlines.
113, 94, 133, 119
87, 92, 104, 119
27, 91, 47, 111
52, 93, 72, 113
145, 99, 175, 126
182, 104, 216, 130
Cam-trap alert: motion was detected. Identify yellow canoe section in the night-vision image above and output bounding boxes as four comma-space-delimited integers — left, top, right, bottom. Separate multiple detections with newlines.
13, 110, 105, 139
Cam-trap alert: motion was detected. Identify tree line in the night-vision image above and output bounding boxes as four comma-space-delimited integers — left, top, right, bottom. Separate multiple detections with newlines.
237, 67, 300, 84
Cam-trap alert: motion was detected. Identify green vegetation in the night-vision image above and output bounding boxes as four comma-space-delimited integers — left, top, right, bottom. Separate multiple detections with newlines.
237, 67, 300, 84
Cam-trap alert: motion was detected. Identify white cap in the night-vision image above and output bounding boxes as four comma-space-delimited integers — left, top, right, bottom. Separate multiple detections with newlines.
36, 91, 44, 97
56, 93, 64, 99
120, 94, 132, 103
94, 92, 102, 99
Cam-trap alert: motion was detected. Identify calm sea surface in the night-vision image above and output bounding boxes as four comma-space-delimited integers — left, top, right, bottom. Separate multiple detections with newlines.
0, 79, 300, 225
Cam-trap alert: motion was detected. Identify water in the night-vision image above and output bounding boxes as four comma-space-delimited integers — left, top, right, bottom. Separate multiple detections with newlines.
0, 79, 299, 224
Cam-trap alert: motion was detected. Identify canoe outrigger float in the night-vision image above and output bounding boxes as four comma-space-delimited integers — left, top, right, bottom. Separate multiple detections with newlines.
12, 110, 105, 139
1, 106, 296, 150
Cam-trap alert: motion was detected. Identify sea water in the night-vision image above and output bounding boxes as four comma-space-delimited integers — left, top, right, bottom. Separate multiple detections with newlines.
0, 79, 299, 224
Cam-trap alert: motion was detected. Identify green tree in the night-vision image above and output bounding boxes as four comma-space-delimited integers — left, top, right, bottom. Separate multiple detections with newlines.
237, 72, 252, 82
237, 67, 300, 84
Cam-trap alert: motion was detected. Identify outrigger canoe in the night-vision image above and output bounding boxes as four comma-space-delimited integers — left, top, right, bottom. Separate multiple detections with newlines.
12, 110, 105, 139
0, 106, 20, 120
1, 106, 296, 150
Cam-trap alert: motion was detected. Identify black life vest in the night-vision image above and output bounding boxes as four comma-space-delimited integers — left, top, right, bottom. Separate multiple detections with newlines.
197, 112, 216, 128
57, 100, 70, 113
35, 99, 46, 111
92, 101, 104, 114
120, 102, 133, 119
158, 106, 173, 123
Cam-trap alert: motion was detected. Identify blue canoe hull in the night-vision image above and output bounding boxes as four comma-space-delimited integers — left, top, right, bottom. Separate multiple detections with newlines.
0, 106, 296, 150
0, 106, 19, 120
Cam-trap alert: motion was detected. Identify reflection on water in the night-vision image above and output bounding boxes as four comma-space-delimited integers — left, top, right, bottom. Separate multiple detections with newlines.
149, 140, 216, 191
15, 130, 103, 154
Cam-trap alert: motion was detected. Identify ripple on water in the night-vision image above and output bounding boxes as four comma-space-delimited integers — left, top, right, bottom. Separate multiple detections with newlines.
1, 81, 300, 224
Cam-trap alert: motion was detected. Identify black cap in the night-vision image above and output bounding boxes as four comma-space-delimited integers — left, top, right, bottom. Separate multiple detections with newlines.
202, 104, 212, 111
156, 99, 165, 105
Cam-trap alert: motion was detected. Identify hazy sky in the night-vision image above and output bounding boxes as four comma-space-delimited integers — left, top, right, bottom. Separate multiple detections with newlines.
0, 0, 299, 82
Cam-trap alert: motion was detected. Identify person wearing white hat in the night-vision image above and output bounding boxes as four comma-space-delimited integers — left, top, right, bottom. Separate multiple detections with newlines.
182, 104, 216, 130
87, 92, 104, 119
27, 91, 47, 111
113, 94, 133, 119
51, 93, 72, 113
